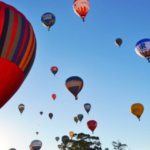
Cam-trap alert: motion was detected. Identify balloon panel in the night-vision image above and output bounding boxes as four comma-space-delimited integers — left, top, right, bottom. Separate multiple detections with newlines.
0, 1, 36, 108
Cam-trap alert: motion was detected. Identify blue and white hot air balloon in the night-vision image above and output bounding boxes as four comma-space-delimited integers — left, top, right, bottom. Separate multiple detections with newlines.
41, 12, 56, 31
135, 38, 150, 62
65, 76, 83, 100
62, 135, 69, 145
29, 140, 42, 150
84, 103, 91, 114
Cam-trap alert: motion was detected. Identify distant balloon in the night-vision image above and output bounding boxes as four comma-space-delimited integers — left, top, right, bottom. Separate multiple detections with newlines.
0, 1, 37, 109
105, 148, 109, 150
87, 120, 97, 134
18, 104, 25, 114
58, 145, 61, 149
135, 38, 150, 62
41, 13, 56, 31
74, 117, 79, 123
77, 114, 83, 122
69, 131, 74, 139
65, 76, 83, 100
51, 66, 58, 75
49, 113, 53, 119
62, 135, 69, 145
29, 140, 42, 150
55, 137, 60, 141
36, 132, 39, 135
130, 103, 144, 121
9, 149, 16, 150
115, 38, 122, 47
40, 111, 43, 115
52, 94, 56, 100
73, 0, 90, 22
84, 103, 91, 114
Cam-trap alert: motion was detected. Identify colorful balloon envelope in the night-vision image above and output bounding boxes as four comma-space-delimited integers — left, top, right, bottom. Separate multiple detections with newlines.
40, 111, 43, 115
73, 0, 90, 22
29, 140, 42, 150
77, 114, 83, 122
49, 113, 53, 119
65, 76, 83, 100
69, 131, 74, 139
58, 144, 61, 149
41, 12, 56, 31
74, 117, 79, 123
87, 120, 97, 133
130, 103, 144, 121
0, 2, 36, 109
18, 104, 25, 114
55, 137, 60, 141
135, 38, 150, 62
115, 38, 122, 47
52, 94, 56, 100
84, 103, 91, 114
51, 66, 58, 75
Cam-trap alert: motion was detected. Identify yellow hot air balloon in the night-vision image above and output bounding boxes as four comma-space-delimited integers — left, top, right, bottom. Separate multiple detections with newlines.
74, 117, 78, 123
69, 131, 74, 139
130, 103, 144, 121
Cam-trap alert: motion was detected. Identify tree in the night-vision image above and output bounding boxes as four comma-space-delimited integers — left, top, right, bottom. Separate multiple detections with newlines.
60, 132, 102, 150
112, 141, 128, 150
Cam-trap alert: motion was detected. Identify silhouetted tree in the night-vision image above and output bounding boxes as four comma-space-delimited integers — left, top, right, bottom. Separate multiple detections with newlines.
112, 141, 127, 150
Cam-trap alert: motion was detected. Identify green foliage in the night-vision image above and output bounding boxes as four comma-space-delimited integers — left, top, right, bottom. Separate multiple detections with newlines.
112, 141, 128, 150
60, 133, 102, 150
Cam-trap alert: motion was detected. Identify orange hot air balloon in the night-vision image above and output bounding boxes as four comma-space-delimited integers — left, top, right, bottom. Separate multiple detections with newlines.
0, 2, 36, 108
73, 0, 90, 22
52, 94, 56, 100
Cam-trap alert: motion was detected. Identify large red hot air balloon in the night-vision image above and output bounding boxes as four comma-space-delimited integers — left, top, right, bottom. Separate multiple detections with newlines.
0, 2, 36, 108
52, 94, 56, 100
51, 66, 58, 75
87, 120, 97, 134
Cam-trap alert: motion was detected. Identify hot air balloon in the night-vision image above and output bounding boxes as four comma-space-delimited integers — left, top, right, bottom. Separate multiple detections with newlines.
40, 111, 43, 115
55, 137, 59, 141
49, 113, 53, 119
29, 140, 42, 150
77, 114, 83, 122
84, 103, 91, 114
41, 13, 56, 31
74, 117, 79, 123
18, 104, 25, 114
105, 148, 109, 150
58, 144, 61, 149
52, 94, 56, 100
87, 120, 97, 134
135, 38, 150, 62
62, 135, 69, 145
9, 149, 16, 150
69, 131, 74, 139
73, 0, 90, 22
65, 76, 83, 100
115, 38, 122, 47
0, 2, 37, 109
130, 103, 144, 121
36, 132, 39, 135
51, 66, 58, 75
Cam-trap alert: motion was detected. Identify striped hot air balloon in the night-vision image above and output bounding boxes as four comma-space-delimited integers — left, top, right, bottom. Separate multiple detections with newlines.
50, 66, 58, 75
29, 140, 42, 150
65, 76, 83, 100
0, 1, 36, 108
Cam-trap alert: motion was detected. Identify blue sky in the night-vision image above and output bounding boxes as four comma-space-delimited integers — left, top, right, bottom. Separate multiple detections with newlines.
1, 0, 150, 149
